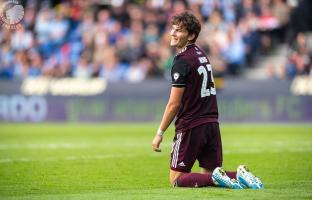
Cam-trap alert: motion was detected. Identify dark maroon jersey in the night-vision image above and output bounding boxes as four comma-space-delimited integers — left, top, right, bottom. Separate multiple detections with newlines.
171, 44, 218, 131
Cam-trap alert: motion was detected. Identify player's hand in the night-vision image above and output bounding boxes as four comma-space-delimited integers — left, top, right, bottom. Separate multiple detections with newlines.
152, 134, 163, 152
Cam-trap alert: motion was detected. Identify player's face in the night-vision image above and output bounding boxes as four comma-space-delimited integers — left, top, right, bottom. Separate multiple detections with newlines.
170, 24, 193, 49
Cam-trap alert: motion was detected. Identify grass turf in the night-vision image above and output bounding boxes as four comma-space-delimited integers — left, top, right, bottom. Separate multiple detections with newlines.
0, 123, 311, 200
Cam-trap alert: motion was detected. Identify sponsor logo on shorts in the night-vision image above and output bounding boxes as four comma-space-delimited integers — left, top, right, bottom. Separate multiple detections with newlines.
178, 162, 186, 167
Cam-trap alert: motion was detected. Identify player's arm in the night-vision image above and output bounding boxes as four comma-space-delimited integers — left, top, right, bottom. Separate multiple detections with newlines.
152, 87, 185, 152
159, 87, 185, 132
152, 56, 188, 152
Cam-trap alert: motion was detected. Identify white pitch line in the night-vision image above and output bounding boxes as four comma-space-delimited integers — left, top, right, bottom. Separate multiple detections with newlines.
0, 154, 144, 164
223, 147, 312, 154
0, 158, 13, 163
0, 143, 89, 150
1, 140, 311, 150
0, 142, 153, 149
0, 147, 311, 164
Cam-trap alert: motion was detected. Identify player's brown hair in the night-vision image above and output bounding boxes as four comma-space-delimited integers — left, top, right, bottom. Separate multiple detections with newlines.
171, 11, 201, 43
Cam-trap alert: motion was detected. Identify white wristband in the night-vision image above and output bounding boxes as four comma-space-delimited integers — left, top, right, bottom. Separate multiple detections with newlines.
157, 128, 164, 136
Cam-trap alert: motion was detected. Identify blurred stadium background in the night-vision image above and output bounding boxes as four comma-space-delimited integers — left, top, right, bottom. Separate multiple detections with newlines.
0, 0, 312, 199
0, 0, 311, 123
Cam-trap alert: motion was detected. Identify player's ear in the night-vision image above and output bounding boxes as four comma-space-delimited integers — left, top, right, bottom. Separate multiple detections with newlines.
188, 33, 195, 42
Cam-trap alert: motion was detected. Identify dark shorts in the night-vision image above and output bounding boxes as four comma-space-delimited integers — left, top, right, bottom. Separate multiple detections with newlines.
170, 123, 223, 173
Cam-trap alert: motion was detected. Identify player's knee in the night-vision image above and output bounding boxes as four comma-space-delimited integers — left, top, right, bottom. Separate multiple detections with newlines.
170, 177, 178, 187
170, 170, 183, 187
201, 168, 213, 174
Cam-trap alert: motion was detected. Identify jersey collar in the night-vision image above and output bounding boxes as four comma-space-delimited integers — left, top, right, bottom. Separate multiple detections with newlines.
177, 43, 195, 55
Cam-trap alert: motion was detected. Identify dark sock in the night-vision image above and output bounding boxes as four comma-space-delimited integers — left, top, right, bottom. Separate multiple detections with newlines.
176, 173, 215, 187
226, 171, 237, 179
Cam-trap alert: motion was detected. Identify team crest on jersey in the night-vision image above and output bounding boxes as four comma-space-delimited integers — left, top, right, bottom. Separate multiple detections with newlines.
173, 72, 180, 81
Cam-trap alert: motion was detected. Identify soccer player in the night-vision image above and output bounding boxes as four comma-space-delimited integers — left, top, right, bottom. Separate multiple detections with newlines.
151, 11, 263, 189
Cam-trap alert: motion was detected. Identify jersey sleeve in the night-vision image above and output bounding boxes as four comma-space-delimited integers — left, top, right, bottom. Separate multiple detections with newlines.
171, 57, 190, 88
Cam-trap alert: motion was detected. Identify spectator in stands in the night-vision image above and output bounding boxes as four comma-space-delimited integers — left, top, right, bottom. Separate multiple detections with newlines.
0, 43, 15, 79
11, 26, 33, 51
223, 24, 246, 75
207, 41, 227, 77
238, 14, 260, 66
272, 0, 290, 42
14, 50, 30, 79
99, 47, 127, 82
125, 57, 151, 83
73, 55, 92, 79
27, 49, 43, 77
285, 32, 311, 78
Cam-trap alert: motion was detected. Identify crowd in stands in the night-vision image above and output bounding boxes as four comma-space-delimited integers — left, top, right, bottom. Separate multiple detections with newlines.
0, 0, 311, 82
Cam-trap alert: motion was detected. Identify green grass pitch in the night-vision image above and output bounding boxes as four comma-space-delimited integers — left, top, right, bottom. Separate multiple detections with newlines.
0, 123, 311, 200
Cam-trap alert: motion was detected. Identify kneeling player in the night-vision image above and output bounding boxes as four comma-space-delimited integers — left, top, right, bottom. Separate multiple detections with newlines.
151, 11, 263, 189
